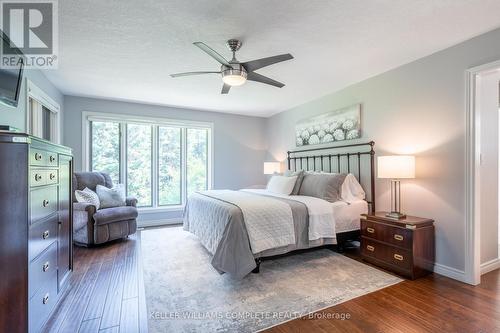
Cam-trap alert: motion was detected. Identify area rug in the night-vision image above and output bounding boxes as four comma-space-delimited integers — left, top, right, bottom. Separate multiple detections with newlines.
141, 227, 402, 333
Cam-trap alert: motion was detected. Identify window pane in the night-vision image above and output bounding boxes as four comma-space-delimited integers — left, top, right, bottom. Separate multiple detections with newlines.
158, 127, 181, 205
127, 124, 152, 207
91, 121, 120, 185
187, 128, 208, 195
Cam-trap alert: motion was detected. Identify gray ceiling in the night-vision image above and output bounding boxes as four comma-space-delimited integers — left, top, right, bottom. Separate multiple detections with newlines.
45, 0, 500, 117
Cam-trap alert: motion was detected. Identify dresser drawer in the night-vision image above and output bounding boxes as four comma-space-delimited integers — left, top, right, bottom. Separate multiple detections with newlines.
361, 237, 412, 270
29, 215, 58, 261
30, 186, 58, 222
361, 220, 412, 249
29, 241, 57, 299
30, 148, 58, 167
29, 270, 58, 333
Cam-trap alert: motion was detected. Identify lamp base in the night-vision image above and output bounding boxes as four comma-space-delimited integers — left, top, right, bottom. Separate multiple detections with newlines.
385, 212, 407, 220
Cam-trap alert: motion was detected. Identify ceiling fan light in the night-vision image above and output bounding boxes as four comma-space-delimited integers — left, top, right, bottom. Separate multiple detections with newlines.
222, 74, 247, 86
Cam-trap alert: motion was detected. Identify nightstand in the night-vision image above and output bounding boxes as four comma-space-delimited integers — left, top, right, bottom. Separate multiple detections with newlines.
360, 212, 435, 279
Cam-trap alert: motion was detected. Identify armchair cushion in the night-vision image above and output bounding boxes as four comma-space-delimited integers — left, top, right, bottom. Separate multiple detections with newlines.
93, 206, 138, 226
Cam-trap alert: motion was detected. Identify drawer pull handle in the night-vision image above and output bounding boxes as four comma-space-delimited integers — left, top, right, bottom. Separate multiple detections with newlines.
49, 155, 56, 163
42, 230, 50, 239
35, 152, 42, 161
42, 262, 50, 272
35, 173, 42, 181
43, 293, 49, 305
42, 199, 50, 207
49, 173, 56, 180
366, 227, 375, 234
366, 245, 375, 252
394, 254, 404, 261
394, 234, 404, 241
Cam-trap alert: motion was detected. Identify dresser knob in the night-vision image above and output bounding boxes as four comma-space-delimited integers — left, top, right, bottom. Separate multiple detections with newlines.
366, 227, 375, 234
42, 230, 50, 239
35, 153, 42, 161
394, 234, 404, 241
366, 245, 375, 252
42, 199, 50, 207
42, 293, 49, 304
42, 262, 50, 272
34, 173, 42, 181
394, 254, 404, 261
49, 155, 56, 162
49, 173, 56, 180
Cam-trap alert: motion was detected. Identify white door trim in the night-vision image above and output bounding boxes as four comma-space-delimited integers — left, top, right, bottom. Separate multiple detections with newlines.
465, 59, 500, 285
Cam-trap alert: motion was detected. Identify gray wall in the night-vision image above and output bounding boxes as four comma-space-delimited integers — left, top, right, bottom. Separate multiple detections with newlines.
265, 27, 500, 274
0, 69, 64, 132
63, 96, 268, 221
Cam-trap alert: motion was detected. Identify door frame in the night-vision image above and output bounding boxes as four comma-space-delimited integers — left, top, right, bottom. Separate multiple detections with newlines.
465, 59, 500, 285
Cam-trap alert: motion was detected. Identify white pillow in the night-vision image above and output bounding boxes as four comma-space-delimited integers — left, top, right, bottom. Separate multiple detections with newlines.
266, 175, 298, 195
75, 187, 100, 210
341, 173, 366, 202
96, 184, 126, 209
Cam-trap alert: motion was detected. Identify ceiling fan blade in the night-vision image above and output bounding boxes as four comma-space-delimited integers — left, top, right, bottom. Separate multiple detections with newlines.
247, 72, 285, 88
221, 83, 231, 94
193, 42, 231, 66
242, 53, 293, 72
170, 71, 220, 78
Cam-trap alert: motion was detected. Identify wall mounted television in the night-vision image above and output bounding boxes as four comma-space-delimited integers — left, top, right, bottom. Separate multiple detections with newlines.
0, 30, 24, 107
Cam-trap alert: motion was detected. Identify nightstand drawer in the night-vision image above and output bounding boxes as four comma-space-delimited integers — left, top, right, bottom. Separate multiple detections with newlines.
361, 237, 412, 270
361, 220, 412, 249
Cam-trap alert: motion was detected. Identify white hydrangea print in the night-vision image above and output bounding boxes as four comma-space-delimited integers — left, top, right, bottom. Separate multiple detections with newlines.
317, 130, 326, 139
296, 137, 304, 146
342, 119, 355, 131
346, 129, 360, 140
308, 134, 320, 145
322, 133, 334, 143
333, 129, 345, 141
301, 130, 310, 140
329, 121, 341, 133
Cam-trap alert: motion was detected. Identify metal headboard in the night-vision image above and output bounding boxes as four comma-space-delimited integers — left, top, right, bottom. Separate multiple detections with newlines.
287, 141, 376, 213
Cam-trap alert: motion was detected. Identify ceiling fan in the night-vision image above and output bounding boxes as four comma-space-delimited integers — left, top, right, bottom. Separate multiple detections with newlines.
170, 39, 293, 94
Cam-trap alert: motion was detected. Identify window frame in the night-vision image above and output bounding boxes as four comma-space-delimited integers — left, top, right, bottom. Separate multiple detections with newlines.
82, 111, 214, 212
26, 79, 61, 144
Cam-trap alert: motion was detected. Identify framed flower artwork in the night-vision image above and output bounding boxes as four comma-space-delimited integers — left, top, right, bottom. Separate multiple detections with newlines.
295, 104, 361, 147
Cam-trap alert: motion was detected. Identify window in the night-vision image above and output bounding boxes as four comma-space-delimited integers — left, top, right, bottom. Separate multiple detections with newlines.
85, 113, 212, 209
27, 80, 61, 144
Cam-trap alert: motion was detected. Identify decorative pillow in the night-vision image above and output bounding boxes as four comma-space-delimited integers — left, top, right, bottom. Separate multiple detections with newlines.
283, 170, 305, 195
96, 184, 126, 209
298, 173, 347, 202
75, 187, 100, 210
266, 175, 298, 195
341, 173, 365, 202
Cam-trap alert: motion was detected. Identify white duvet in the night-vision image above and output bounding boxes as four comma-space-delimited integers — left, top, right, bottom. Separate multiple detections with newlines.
242, 189, 340, 241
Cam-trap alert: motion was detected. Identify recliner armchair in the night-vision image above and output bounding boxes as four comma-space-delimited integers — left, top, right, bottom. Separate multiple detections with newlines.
72, 172, 138, 246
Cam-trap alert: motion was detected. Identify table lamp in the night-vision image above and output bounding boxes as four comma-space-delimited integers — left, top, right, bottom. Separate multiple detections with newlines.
377, 155, 415, 219
263, 162, 281, 175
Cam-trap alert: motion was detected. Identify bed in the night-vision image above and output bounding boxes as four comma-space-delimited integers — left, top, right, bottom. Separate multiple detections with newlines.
183, 141, 376, 278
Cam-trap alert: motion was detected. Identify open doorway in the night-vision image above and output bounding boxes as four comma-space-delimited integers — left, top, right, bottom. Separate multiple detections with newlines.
466, 61, 500, 285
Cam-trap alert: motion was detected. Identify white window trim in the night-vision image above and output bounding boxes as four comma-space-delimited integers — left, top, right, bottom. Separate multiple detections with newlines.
26, 79, 61, 144
82, 111, 214, 211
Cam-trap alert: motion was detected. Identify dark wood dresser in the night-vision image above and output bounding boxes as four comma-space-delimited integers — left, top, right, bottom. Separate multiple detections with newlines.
0, 133, 73, 333
360, 212, 435, 279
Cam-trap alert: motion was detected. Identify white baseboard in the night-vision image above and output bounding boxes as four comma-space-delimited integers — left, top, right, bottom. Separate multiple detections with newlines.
480, 258, 500, 275
433, 263, 467, 282
137, 218, 183, 228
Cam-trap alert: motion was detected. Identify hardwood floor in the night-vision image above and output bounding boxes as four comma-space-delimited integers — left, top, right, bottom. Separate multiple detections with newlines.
43, 233, 148, 333
44, 230, 500, 333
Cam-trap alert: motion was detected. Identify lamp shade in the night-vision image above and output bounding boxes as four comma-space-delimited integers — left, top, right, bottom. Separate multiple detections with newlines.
264, 162, 281, 175
377, 155, 415, 179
